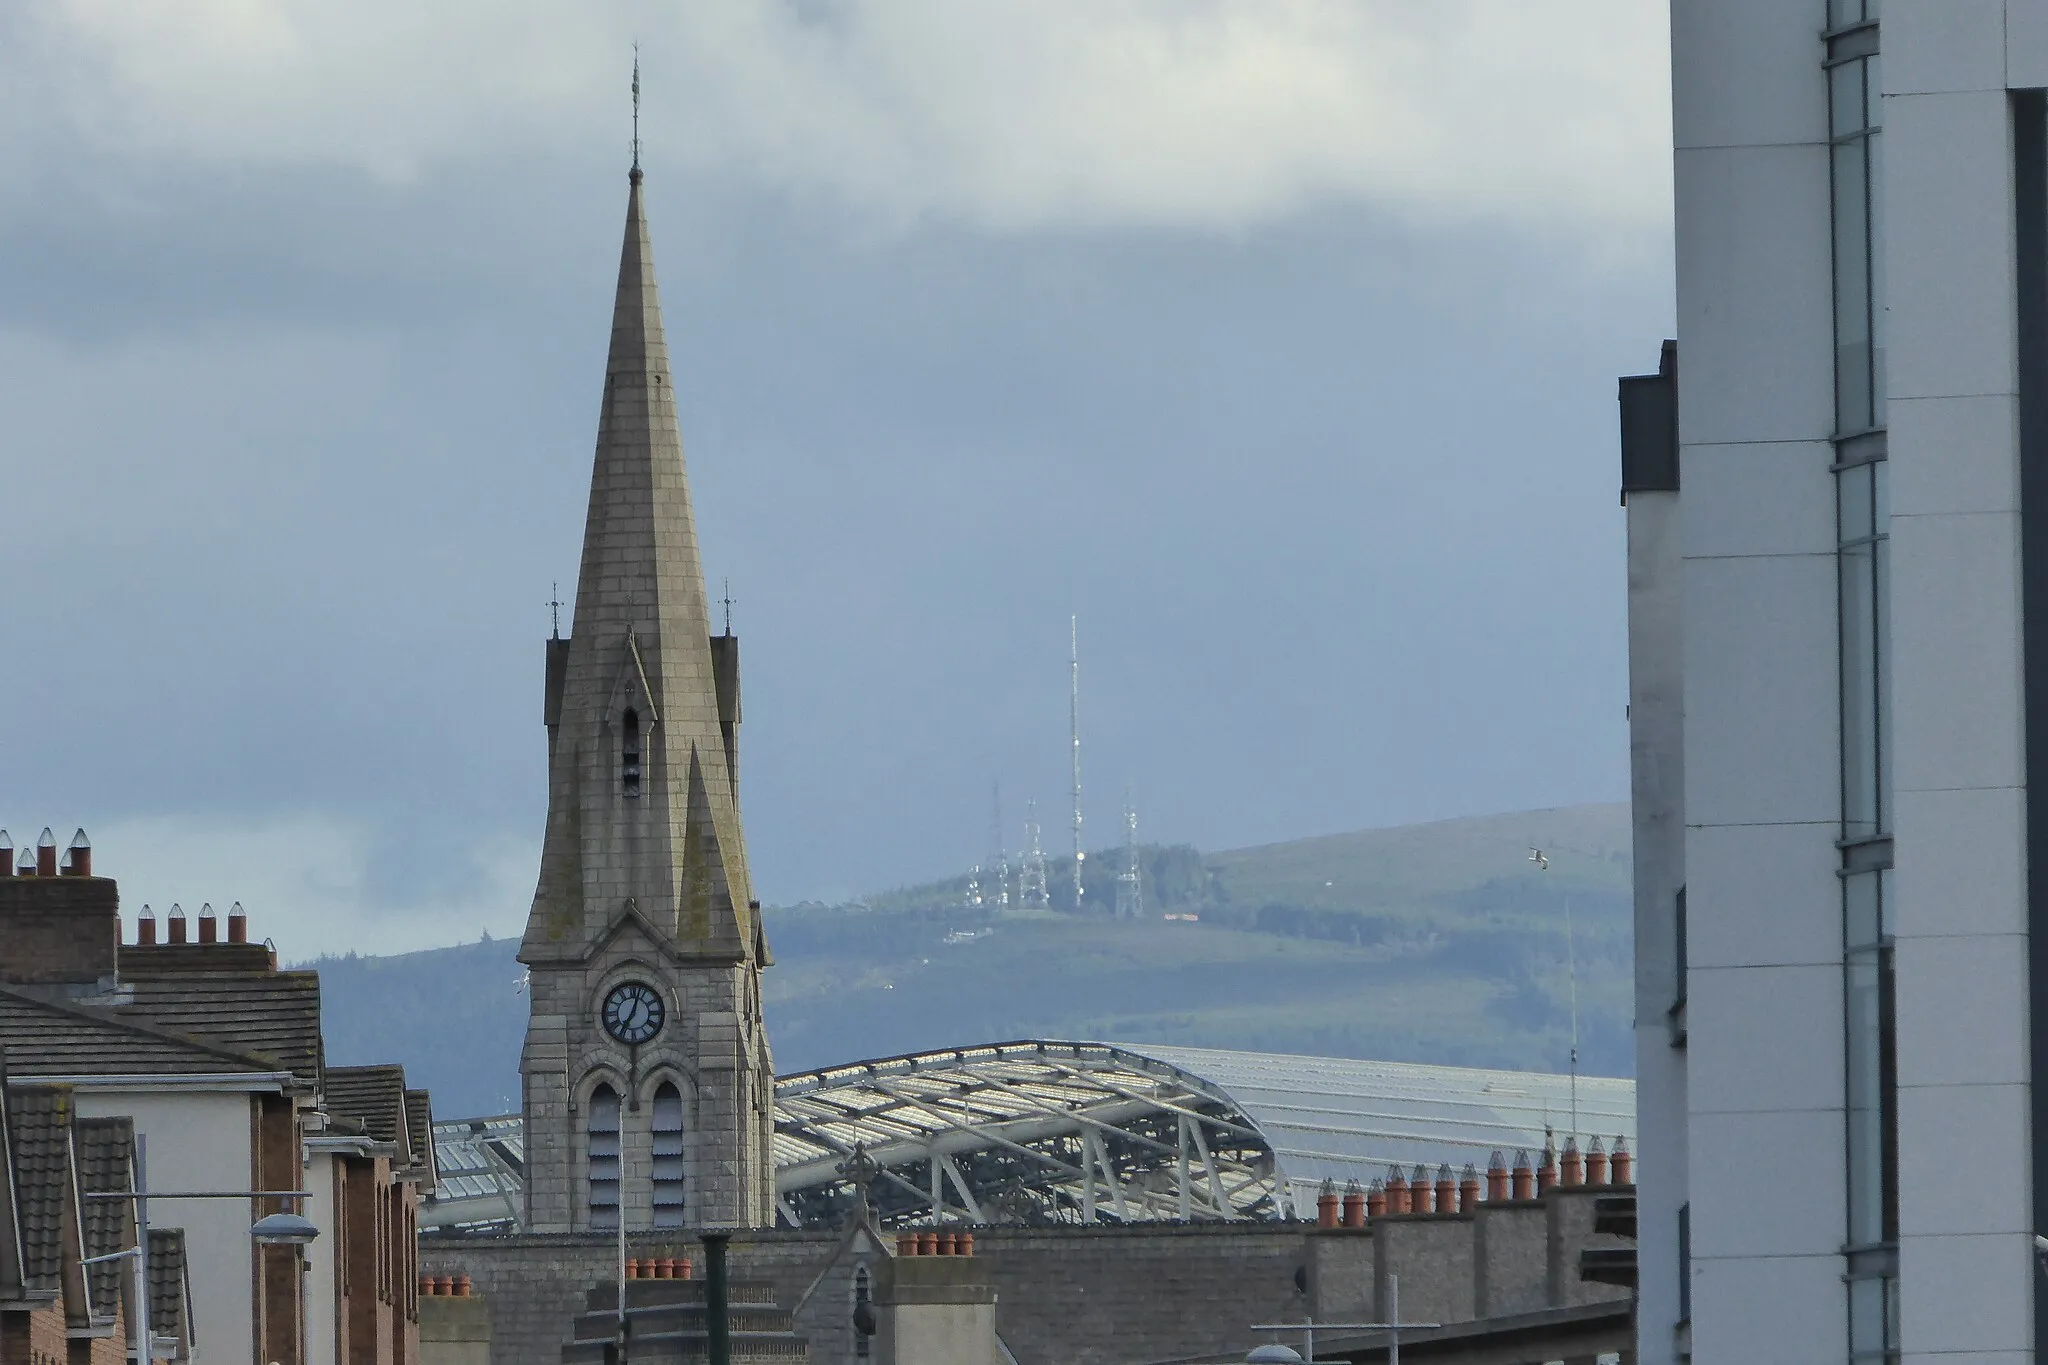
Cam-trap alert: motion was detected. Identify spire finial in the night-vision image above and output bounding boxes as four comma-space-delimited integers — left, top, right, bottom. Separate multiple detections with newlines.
549, 581, 564, 640
721, 578, 735, 636
630, 45, 642, 180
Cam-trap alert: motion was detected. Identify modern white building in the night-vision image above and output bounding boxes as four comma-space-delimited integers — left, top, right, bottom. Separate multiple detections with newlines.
1627, 2, 2048, 1360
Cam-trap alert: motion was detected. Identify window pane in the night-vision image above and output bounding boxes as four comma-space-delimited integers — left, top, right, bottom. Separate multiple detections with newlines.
1840, 462, 1874, 544
1842, 537, 1880, 837
1835, 139, 1874, 431
1832, 61, 1868, 140
1846, 949, 1886, 1244
1845, 870, 1880, 948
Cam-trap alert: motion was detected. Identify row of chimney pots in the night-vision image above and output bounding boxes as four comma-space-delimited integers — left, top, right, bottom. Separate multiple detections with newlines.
0, 828, 91, 879
1316, 1137, 1632, 1229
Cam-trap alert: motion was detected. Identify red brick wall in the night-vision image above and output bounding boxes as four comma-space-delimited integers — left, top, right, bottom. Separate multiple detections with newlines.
1, 1304, 71, 1365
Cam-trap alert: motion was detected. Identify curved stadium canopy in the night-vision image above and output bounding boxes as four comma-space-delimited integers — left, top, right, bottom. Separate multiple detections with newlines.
422, 1041, 1635, 1232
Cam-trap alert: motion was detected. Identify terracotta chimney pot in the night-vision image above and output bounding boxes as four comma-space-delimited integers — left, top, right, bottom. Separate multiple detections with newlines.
1560, 1137, 1583, 1188
896, 1233, 917, 1256
916, 1231, 937, 1256
1412, 1165, 1432, 1213
167, 905, 187, 945
62, 831, 90, 878
1611, 1138, 1633, 1186
436, 1276, 453, 1296
1385, 1168, 1408, 1215
958, 1233, 974, 1257
35, 829, 56, 878
1341, 1182, 1365, 1228
1586, 1137, 1608, 1187
1459, 1165, 1481, 1213
1538, 1143, 1559, 1194
197, 904, 217, 944
137, 906, 157, 946
454, 1275, 471, 1298
1316, 1183, 1339, 1229
1487, 1151, 1509, 1203
0, 832, 13, 878
227, 902, 247, 944
1366, 1181, 1386, 1218
1434, 1165, 1455, 1215
1511, 1151, 1534, 1202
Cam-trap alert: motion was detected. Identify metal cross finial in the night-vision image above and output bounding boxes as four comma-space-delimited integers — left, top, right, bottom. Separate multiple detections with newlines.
838, 1142, 879, 1211
548, 582, 564, 639
631, 45, 642, 173
721, 578, 735, 636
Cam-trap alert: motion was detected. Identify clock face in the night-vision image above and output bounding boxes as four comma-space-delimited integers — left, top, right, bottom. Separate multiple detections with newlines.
602, 981, 666, 1046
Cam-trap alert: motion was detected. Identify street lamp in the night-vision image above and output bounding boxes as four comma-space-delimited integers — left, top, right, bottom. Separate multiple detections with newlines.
84, 1134, 318, 1362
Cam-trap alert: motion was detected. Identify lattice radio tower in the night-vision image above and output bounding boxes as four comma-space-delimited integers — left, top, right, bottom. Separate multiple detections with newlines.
1115, 791, 1142, 919
1069, 616, 1085, 911
1018, 800, 1050, 910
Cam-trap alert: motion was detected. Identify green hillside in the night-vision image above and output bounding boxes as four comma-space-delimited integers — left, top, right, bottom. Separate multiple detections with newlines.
313, 803, 1633, 1119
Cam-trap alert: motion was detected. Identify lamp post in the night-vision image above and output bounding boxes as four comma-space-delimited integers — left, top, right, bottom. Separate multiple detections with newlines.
85, 1134, 318, 1363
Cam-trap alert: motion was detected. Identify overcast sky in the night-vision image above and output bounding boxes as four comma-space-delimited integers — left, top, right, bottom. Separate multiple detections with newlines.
0, 1, 1673, 957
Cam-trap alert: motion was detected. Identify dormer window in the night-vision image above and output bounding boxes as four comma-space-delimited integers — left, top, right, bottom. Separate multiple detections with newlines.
622, 708, 642, 798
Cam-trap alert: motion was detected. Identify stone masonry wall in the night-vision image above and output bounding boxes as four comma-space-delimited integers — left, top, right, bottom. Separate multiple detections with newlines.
427, 1186, 1633, 1365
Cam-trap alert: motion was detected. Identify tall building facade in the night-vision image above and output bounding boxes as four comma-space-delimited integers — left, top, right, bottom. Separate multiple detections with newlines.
517, 160, 776, 1234
1627, 1, 2048, 1359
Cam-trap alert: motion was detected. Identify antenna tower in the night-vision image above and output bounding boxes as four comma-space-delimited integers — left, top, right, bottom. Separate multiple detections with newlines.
1018, 800, 1049, 910
1069, 616, 1084, 911
1115, 792, 1142, 919
986, 782, 1011, 911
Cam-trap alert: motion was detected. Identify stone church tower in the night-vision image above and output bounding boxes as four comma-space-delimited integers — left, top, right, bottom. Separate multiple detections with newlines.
518, 159, 776, 1234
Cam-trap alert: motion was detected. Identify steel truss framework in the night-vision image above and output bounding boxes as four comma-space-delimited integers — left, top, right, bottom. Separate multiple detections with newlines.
774, 1041, 1276, 1228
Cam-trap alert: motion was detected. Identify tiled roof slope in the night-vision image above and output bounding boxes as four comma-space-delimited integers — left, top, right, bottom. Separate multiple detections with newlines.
404, 1090, 436, 1191
119, 972, 323, 1087
324, 1065, 407, 1148
10, 1085, 76, 1291
75, 1116, 133, 1322
148, 1227, 189, 1348
0, 988, 276, 1079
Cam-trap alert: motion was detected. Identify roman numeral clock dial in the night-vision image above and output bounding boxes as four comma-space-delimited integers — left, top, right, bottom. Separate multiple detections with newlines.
602, 981, 666, 1047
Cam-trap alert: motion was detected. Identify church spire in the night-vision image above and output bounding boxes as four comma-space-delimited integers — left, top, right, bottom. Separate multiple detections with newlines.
521, 157, 755, 963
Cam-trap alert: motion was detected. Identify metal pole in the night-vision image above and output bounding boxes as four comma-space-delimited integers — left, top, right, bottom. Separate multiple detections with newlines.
1388, 1274, 1398, 1365
616, 1194, 628, 1365
702, 1231, 732, 1365
135, 1134, 151, 1363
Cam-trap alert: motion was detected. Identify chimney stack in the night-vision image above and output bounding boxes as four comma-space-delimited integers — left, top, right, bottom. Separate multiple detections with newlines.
0, 832, 12, 878
167, 904, 187, 945
197, 903, 217, 944
34, 829, 56, 878
228, 902, 248, 944
137, 905, 156, 946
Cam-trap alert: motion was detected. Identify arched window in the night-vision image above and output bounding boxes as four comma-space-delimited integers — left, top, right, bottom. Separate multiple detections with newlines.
588, 1084, 621, 1229
853, 1266, 874, 1359
652, 1082, 685, 1228
622, 709, 642, 798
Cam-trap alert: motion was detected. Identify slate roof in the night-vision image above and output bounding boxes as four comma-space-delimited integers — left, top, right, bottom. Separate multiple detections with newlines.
324, 1065, 407, 1148
9, 1085, 77, 1292
148, 1227, 190, 1349
74, 1116, 132, 1322
119, 972, 323, 1087
0, 987, 278, 1080
404, 1090, 436, 1191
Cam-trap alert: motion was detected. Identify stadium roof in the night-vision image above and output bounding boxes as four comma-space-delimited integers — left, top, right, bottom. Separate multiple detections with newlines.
422, 1040, 1635, 1232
